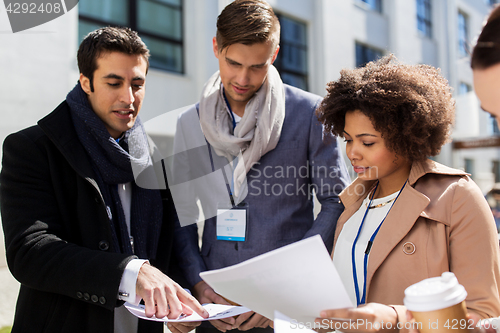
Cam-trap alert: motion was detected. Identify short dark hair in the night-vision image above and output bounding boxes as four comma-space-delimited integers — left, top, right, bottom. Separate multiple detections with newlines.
216, 0, 280, 52
471, 5, 500, 70
317, 55, 455, 163
77, 27, 150, 92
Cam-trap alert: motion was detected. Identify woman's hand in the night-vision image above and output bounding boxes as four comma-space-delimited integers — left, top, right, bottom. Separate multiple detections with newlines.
316, 303, 399, 333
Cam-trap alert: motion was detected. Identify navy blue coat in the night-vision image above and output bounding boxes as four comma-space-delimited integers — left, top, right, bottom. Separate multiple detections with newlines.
172, 84, 350, 287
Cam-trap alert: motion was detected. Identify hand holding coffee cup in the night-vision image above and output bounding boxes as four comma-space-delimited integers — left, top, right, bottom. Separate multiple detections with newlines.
404, 272, 468, 333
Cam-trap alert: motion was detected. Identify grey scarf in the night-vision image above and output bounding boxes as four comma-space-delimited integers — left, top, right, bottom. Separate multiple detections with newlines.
199, 65, 285, 199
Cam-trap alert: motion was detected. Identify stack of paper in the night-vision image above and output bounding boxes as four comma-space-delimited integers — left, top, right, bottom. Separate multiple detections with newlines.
124, 302, 250, 322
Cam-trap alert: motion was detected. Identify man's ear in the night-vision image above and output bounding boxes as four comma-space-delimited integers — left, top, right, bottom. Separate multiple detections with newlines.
271, 45, 280, 64
212, 37, 220, 59
79, 73, 91, 94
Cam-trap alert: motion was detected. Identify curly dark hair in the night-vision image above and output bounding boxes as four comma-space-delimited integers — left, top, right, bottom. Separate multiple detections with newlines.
316, 55, 455, 163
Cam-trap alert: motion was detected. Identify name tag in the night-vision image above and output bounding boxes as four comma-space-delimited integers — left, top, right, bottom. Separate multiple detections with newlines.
216, 203, 248, 241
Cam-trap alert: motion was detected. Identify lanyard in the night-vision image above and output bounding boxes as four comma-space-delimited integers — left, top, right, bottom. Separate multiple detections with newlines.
223, 90, 237, 130
196, 105, 236, 207
351, 180, 407, 306
224, 99, 237, 199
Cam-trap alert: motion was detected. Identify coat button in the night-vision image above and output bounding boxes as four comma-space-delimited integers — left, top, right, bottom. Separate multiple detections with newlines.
403, 242, 416, 255
83, 293, 90, 301
99, 297, 106, 305
77, 292, 83, 299
99, 241, 109, 251
91, 295, 98, 303
94, 197, 100, 204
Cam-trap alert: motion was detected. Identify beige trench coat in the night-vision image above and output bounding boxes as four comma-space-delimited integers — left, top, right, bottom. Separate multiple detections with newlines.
333, 159, 500, 330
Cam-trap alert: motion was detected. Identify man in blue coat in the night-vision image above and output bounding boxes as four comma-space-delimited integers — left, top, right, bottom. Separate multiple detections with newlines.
0, 27, 207, 333
171, 1, 350, 332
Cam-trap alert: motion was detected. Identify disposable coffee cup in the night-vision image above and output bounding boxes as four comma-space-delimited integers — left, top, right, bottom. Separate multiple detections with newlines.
404, 272, 468, 333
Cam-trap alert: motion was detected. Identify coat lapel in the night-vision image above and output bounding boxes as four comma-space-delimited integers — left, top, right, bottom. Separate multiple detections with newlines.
365, 183, 430, 296
334, 179, 376, 250
38, 101, 100, 192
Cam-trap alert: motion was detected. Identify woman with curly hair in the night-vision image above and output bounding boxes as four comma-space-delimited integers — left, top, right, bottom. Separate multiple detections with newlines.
314, 55, 500, 332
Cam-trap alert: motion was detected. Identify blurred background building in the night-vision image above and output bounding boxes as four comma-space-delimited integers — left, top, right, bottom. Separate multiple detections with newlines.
1, 0, 499, 329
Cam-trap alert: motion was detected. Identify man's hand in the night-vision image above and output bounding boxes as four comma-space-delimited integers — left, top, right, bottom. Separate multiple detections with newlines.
193, 281, 271, 332
136, 262, 209, 320
193, 280, 235, 332
167, 321, 202, 333
316, 303, 399, 333
233, 311, 272, 331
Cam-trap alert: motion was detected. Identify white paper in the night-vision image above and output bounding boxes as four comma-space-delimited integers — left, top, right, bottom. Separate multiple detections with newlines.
124, 302, 251, 322
274, 311, 316, 333
200, 235, 353, 325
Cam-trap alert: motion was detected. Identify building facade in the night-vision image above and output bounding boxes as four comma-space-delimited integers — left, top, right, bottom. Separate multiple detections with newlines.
1, 0, 498, 190
1, 0, 499, 328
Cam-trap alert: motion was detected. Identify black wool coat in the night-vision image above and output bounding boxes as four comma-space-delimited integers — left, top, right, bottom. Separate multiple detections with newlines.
0, 101, 180, 333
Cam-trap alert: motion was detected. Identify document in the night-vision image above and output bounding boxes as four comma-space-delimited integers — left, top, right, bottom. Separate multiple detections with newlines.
200, 235, 353, 324
124, 302, 251, 322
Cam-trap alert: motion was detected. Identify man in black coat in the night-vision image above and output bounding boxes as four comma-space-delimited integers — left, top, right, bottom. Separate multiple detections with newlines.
0, 27, 207, 333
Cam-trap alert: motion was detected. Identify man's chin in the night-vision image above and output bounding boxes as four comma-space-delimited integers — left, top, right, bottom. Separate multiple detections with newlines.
229, 93, 254, 104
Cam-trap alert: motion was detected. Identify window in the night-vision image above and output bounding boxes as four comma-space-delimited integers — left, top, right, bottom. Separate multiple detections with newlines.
491, 115, 500, 135
458, 82, 471, 95
355, 42, 383, 67
458, 11, 469, 58
274, 14, 308, 90
79, 0, 183, 73
464, 158, 475, 178
494, 161, 500, 183
416, 0, 432, 38
357, 0, 382, 13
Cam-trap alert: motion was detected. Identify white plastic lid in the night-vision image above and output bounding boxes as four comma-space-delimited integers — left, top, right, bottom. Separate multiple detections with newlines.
404, 272, 467, 312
